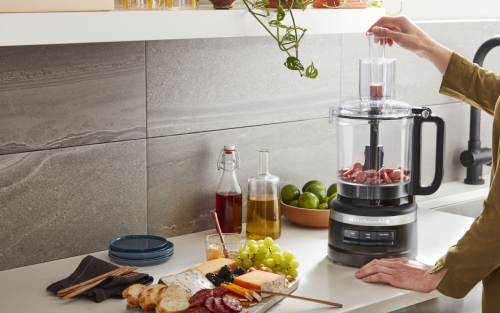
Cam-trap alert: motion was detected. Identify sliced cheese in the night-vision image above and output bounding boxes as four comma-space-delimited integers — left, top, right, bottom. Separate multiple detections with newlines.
234, 271, 286, 298
158, 270, 215, 296
185, 258, 237, 275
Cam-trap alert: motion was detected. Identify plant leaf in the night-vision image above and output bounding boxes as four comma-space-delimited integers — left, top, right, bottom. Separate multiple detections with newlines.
305, 61, 318, 78
284, 56, 304, 71
277, 5, 285, 21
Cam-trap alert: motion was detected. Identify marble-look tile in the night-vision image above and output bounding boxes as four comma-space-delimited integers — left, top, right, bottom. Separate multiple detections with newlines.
0, 42, 146, 155
341, 22, 484, 106
0, 140, 147, 271
482, 22, 500, 75
146, 34, 341, 137
420, 102, 493, 185
147, 118, 337, 238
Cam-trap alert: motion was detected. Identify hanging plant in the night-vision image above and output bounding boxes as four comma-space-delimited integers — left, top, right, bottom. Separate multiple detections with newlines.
242, 0, 319, 79
241, 0, 401, 79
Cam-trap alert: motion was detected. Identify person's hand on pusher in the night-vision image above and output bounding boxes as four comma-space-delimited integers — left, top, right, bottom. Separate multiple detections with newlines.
367, 16, 453, 74
355, 257, 448, 293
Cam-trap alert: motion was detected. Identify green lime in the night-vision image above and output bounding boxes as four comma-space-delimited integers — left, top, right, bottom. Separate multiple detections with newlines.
305, 184, 328, 203
327, 193, 337, 206
289, 200, 299, 207
318, 203, 329, 210
327, 183, 338, 197
302, 180, 326, 192
298, 192, 320, 210
281, 184, 301, 204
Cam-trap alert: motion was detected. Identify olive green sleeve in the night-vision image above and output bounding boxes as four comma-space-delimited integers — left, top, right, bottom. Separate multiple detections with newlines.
431, 52, 500, 298
439, 52, 500, 116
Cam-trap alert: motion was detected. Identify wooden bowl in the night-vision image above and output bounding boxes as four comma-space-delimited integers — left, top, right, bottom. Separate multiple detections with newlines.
281, 201, 330, 228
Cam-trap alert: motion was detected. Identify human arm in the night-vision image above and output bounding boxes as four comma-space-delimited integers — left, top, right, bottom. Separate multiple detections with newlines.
367, 16, 453, 75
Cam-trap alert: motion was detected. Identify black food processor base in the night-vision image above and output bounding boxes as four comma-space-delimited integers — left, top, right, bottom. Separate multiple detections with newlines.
327, 198, 418, 267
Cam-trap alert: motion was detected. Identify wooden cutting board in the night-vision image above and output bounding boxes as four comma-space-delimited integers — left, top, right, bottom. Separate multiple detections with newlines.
126, 277, 300, 313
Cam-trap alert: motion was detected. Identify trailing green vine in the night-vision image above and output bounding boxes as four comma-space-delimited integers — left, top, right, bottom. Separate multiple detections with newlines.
242, 0, 319, 78
241, 0, 401, 79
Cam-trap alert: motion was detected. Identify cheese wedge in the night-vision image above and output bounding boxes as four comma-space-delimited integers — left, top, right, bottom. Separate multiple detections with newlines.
234, 271, 286, 298
158, 270, 215, 296
185, 258, 237, 275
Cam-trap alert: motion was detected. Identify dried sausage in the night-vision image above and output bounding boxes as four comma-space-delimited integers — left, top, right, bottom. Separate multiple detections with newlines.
364, 169, 376, 177
205, 297, 216, 313
383, 172, 392, 184
213, 297, 231, 313
223, 295, 242, 312
190, 289, 212, 307
390, 170, 402, 181
338, 168, 350, 175
343, 167, 355, 176
342, 175, 354, 181
188, 307, 210, 313
398, 166, 410, 175
355, 171, 367, 184
352, 162, 364, 169
212, 287, 226, 297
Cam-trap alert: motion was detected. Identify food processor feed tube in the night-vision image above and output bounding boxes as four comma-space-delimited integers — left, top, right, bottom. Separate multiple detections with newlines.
328, 33, 446, 267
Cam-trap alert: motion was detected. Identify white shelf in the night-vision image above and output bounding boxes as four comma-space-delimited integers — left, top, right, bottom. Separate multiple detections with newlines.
0, 5, 384, 47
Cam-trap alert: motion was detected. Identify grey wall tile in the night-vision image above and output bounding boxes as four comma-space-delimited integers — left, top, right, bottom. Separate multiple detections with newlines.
483, 22, 500, 75
0, 140, 147, 271
146, 34, 341, 138
341, 22, 484, 106
147, 119, 337, 238
0, 42, 146, 155
420, 102, 493, 185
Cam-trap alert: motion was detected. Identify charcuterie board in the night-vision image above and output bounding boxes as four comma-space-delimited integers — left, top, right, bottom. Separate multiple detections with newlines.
126, 276, 300, 313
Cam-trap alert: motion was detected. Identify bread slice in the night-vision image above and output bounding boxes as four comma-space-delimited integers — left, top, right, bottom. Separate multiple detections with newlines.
123, 284, 146, 308
139, 284, 165, 311
156, 296, 190, 313
157, 285, 190, 303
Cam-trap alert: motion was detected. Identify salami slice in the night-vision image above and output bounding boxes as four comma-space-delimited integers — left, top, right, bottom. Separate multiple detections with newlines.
190, 289, 213, 307
383, 172, 392, 184
355, 171, 367, 184
343, 167, 355, 176
212, 287, 226, 297
364, 169, 376, 177
214, 297, 231, 313
188, 307, 210, 313
223, 295, 243, 312
352, 162, 363, 169
390, 169, 402, 181
205, 297, 216, 313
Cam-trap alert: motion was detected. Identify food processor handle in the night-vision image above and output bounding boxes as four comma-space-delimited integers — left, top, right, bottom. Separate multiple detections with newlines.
411, 107, 446, 196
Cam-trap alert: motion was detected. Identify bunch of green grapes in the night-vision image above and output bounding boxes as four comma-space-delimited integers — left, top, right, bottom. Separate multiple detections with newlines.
235, 237, 299, 279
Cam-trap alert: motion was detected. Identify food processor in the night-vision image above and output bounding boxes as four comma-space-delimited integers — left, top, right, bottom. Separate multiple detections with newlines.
327, 33, 446, 267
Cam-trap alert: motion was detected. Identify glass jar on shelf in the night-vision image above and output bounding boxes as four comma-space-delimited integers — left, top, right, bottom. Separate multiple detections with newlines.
125, 0, 160, 9
246, 149, 281, 240
161, 0, 199, 10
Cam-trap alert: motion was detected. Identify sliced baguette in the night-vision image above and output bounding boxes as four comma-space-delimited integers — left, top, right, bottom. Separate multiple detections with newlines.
156, 296, 190, 313
139, 284, 165, 311
157, 285, 190, 303
123, 284, 146, 308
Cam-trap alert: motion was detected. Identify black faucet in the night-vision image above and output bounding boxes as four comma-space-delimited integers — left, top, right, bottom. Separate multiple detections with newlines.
460, 36, 500, 185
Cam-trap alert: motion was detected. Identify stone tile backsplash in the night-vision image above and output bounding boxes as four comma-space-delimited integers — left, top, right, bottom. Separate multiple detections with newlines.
0, 42, 146, 155
1, 21, 498, 270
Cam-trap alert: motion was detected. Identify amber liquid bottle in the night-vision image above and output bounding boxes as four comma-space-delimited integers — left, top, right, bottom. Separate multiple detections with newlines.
246, 149, 281, 240
215, 145, 242, 233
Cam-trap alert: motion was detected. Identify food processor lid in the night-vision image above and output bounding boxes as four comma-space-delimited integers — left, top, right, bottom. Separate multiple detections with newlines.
333, 99, 413, 119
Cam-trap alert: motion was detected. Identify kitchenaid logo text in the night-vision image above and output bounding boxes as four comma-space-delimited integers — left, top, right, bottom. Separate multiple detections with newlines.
349, 217, 391, 224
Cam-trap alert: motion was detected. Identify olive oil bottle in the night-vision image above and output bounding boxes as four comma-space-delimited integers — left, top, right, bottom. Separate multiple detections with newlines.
246, 150, 281, 240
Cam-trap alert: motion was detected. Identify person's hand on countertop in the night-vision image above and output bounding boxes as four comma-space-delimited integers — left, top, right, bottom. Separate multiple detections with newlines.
367, 16, 453, 75
355, 257, 448, 293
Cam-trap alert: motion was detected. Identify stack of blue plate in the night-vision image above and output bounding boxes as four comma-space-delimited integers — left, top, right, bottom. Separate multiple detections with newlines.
108, 235, 174, 266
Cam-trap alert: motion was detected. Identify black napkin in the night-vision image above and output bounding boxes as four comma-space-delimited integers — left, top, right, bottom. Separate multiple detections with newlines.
47, 255, 154, 303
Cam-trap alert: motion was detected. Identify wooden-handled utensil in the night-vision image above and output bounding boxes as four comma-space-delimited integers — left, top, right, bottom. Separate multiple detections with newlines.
247, 288, 343, 308
212, 212, 230, 258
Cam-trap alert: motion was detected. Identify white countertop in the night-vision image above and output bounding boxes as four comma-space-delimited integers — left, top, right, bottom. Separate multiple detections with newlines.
0, 207, 474, 313
0, 5, 384, 47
